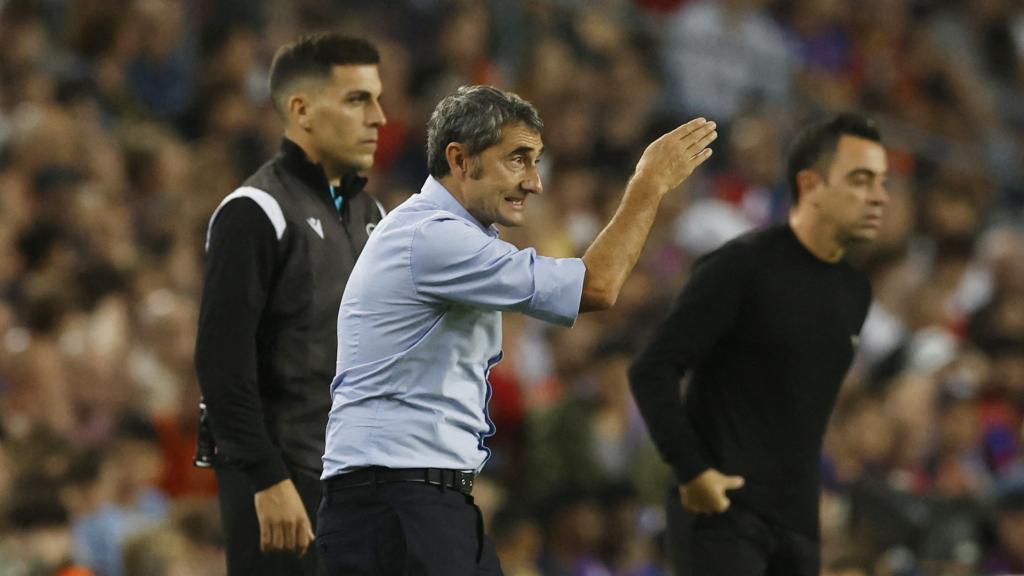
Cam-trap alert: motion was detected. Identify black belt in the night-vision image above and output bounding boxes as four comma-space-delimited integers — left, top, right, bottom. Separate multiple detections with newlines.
325, 467, 475, 495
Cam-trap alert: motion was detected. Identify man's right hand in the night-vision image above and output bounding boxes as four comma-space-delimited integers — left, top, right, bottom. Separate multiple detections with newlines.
679, 468, 745, 514
253, 478, 315, 556
633, 117, 718, 196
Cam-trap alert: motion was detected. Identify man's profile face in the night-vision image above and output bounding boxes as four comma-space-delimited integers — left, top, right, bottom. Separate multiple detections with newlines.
460, 123, 544, 228
304, 64, 386, 173
810, 135, 889, 246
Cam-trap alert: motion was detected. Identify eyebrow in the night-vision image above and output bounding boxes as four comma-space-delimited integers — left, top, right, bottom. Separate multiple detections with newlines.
343, 90, 374, 100
845, 168, 886, 180
509, 146, 544, 158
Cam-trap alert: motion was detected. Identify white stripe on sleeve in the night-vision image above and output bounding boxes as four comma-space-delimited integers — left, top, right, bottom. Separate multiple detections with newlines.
205, 186, 287, 252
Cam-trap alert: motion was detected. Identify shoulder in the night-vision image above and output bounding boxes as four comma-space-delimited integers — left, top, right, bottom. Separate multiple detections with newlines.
416, 214, 485, 235
737, 224, 788, 247
699, 225, 776, 265
412, 215, 497, 256
241, 158, 285, 193
205, 186, 286, 251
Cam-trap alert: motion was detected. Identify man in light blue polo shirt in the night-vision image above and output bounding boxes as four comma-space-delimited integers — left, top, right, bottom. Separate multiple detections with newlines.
317, 85, 717, 575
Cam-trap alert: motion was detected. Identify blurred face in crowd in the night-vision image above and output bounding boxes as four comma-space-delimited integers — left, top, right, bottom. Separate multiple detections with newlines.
115, 438, 165, 495
455, 123, 544, 228
801, 135, 889, 246
289, 64, 386, 175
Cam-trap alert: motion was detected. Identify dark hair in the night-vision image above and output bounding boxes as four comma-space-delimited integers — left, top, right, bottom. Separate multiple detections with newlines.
268, 33, 379, 116
786, 113, 882, 205
426, 85, 544, 178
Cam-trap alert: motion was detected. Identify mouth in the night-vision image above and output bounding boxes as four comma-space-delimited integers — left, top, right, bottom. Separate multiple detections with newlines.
505, 196, 525, 210
862, 216, 883, 229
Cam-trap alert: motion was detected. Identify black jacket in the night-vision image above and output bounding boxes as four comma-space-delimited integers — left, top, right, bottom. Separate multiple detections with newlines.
195, 138, 383, 491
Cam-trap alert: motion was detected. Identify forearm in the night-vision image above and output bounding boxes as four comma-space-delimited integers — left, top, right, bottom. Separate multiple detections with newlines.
578, 117, 717, 311
195, 325, 289, 490
579, 177, 663, 311
628, 357, 709, 483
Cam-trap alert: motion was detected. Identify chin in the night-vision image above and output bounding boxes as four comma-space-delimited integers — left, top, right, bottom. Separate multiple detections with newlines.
498, 213, 526, 228
847, 230, 879, 245
341, 154, 375, 172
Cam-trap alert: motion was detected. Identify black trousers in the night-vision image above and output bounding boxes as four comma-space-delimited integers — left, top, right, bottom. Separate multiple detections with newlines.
666, 488, 819, 576
317, 479, 503, 576
215, 464, 324, 576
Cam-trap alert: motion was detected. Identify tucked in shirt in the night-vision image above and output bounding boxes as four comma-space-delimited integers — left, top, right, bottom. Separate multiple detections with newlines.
322, 176, 586, 478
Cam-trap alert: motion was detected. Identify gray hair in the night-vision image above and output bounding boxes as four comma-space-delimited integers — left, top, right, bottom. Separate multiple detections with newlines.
426, 85, 544, 178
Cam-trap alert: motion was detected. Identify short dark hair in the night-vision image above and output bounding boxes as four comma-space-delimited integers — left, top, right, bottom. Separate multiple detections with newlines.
268, 33, 380, 116
426, 85, 544, 178
786, 113, 882, 205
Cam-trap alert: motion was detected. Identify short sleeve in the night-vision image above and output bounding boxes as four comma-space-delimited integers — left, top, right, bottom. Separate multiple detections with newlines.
410, 218, 585, 326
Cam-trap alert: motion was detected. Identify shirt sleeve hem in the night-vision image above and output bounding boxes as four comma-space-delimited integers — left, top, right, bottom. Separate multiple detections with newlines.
243, 456, 291, 492
528, 256, 586, 327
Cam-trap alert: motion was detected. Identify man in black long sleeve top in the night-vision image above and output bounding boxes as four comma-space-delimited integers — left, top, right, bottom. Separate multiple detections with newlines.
629, 114, 889, 575
194, 34, 385, 575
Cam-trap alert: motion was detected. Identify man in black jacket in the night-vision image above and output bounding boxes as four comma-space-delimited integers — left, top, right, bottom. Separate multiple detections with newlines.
194, 33, 385, 575
629, 114, 889, 575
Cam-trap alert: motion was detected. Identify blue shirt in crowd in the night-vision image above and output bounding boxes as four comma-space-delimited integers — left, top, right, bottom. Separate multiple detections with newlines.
322, 176, 586, 478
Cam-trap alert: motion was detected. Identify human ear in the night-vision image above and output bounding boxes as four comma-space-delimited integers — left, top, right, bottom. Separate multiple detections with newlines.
796, 170, 823, 206
445, 143, 469, 179
288, 93, 312, 130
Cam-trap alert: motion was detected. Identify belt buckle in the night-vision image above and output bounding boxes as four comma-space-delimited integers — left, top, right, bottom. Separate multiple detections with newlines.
457, 471, 474, 494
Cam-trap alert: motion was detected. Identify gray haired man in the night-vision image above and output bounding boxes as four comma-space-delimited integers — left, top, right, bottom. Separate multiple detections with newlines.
316, 85, 717, 575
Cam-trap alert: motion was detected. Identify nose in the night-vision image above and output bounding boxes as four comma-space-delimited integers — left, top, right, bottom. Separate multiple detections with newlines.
871, 181, 890, 206
522, 166, 543, 195
367, 98, 386, 128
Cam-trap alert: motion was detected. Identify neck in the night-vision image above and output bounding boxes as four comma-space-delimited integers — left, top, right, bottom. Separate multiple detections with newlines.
284, 128, 345, 186
438, 174, 489, 225
788, 208, 845, 263
438, 174, 463, 201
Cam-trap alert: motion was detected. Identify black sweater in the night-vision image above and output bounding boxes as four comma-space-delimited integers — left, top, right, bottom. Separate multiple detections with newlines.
629, 224, 871, 538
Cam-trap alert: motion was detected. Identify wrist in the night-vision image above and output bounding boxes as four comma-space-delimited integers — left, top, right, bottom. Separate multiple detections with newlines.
628, 170, 670, 199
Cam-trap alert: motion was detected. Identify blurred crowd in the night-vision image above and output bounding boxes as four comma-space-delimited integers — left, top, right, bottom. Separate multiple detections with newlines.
1, 0, 1023, 574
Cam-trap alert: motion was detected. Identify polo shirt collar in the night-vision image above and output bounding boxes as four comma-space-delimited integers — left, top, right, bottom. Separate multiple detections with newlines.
420, 176, 499, 237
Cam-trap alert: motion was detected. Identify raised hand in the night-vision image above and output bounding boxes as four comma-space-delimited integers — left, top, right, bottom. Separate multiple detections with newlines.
633, 117, 718, 196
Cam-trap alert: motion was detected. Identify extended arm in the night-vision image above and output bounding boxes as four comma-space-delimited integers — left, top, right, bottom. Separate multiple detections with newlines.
580, 118, 718, 311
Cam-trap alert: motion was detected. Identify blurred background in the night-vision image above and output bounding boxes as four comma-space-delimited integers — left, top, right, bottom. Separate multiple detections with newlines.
1, 0, 1023, 574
